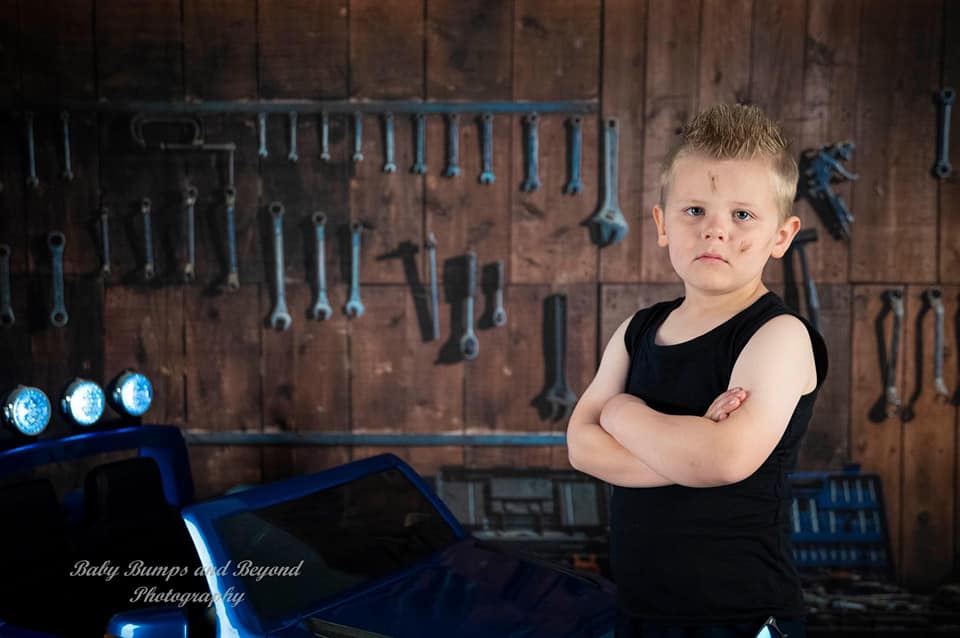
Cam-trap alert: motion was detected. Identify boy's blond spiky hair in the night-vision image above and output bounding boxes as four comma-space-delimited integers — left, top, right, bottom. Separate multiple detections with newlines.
658, 103, 798, 223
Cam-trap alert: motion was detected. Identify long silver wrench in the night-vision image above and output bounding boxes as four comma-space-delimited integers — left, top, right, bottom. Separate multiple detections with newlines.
99, 205, 111, 279
320, 112, 331, 161
257, 113, 268, 158
934, 88, 955, 179
310, 212, 332, 321
520, 113, 540, 191
883, 289, 903, 416
141, 197, 155, 281
588, 117, 629, 246
224, 187, 240, 291
564, 116, 583, 194
287, 111, 298, 162
444, 113, 461, 178
479, 113, 494, 184
352, 112, 363, 163
924, 288, 950, 401
492, 259, 506, 327
426, 232, 439, 341
411, 113, 427, 174
60, 111, 73, 181
25, 112, 38, 189
183, 186, 198, 283
48, 232, 68, 328
268, 202, 291, 331
382, 113, 396, 173
344, 222, 365, 318
459, 251, 479, 359
0, 244, 13, 327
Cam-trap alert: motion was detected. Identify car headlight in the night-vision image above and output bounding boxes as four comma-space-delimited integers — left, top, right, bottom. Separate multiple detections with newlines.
60, 378, 106, 426
107, 370, 153, 418
2, 385, 51, 436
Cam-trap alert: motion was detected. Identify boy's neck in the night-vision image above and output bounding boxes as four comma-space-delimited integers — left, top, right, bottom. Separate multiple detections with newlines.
679, 281, 769, 317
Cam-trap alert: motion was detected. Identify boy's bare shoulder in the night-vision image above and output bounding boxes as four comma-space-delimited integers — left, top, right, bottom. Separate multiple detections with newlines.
740, 314, 818, 393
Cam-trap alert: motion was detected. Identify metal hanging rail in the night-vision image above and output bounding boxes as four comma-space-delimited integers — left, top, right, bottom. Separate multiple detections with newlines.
183, 431, 567, 447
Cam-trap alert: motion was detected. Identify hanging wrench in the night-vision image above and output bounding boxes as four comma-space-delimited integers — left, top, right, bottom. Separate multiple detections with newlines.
520, 113, 540, 191
309, 212, 332, 321
60, 111, 73, 181
99, 205, 111, 279
444, 113, 461, 178
352, 112, 364, 163
492, 259, 506, 327
426, 232, 439, 341
344, 221, 365, 318
542, 294, 577, 421
141, 197, 155, 281
883, 289, 903, 416
382, 113, 396, 173
224, 187, 240, 291
48, 232, 68, 328
287, 111, 298, 162
25, 112, 39, 189
934, 88, 955, 178
183, 186, 198, 283
564, 116, 583, 194
320, 111, 331, 161
587, 117, 629, 247
411, 113, 427, 174
459, 252, 479, 359
924, 288, 950, 401
0, 244, 13, 327
257, 113, 268, 158
479, 113, 495, 184
268, 202, 291, 331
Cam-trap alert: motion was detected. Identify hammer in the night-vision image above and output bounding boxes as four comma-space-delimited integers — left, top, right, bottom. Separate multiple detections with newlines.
790, 228, 820, 332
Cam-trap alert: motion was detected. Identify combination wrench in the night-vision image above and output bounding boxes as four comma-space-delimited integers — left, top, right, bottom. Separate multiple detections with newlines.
0, 244, 13, 327
924, 288, 950, 401
99, 205, 111, 279
542, 294, 577, 421
459, 251, 479, 360
934, 88, 955, 178
224, 187, 240, 291
587, 117, 629, 246
183, 186, 198, 283
883, 289, 903, 416
352, 112, 364, 163
268, 202, 292, 331
309, 212, 332, 321
411, 113, 427, 174
25, 112, 38, 189
141, 197, 155, 281
382, 113, 397, 173
257, 113, 268, 158
492, 259, 506, 327
287, 111, 298, 162
520, 113, 540, 192
564, 116, 583, 194
344, 222, 365, 318
426, 232, 439, 341
320, 112, 331, 161
479, 113, 494, 184
444, 114, 461, 178
60, 111, 73, 181
48, 232, 68, 328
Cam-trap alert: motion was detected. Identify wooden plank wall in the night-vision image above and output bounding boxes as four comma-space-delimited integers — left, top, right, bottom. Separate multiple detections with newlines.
0, 0, 957, 591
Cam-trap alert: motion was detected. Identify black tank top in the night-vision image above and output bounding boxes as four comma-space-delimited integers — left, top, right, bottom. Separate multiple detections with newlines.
611, 290, 829, 623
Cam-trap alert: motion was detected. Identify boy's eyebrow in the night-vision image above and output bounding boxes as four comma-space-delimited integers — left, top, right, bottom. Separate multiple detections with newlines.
677, 198, 760, 208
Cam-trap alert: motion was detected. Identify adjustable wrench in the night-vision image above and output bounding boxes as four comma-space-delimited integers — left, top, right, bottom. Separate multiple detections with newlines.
543, 294, 577, 421
883, 289, 903, 416
411, 113, 427, 174
99, 205, 111, 279
479, 113, 494, 184
141, 197, 155, 281
60, 111, 73, 181
0, 244, 13, 327
48, 232, 68, 328
444, 113, 461, 178
382, 113, 397, 173
492, 259, 506, 327
344, 222, 365, 318
25, 112, 38, 189
182, 187, 198, 283
352, 112, 364, 163
257, 113, 268, 158
309, 212, 332, 321
564, 116, 583, 194
287, 111, 298, 162
587, 118, 629, 247
224, 187, 240, 291
426, 232, 439, 341
934, 88, 954, 178
520, 113, 540, 192
268, 202, 292, 331
320, 111, 331, 161
459, 251, 479, 359
924, 288, 950, 401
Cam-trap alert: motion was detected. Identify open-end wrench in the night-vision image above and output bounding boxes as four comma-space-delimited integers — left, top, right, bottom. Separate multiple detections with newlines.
48, 232, 68, 328
520, 113, 540, 192
459, 251, 479, 359
382, 113, 396, 173
492, 259, 506, 327
564, 116, 583, 194
60, 111, 73, 181
257, 113, 268, 158
183, 186, 198, 283
25, 112, 38, 189
352, 112, 364, 163
924, 288, 950, 401
0, 244, 14, 327
883, 289, 903, 416
934, 88, 955, 179
99, 205, 111, 279
141, 197, 155, 281
411, 113, 427, 174
320, 111, 331, 161
444, 113, 461, 178
588, 117, 629, 247
287, 111, 298, 162
310, 212, 332, 321
268, 202, 292, 331
224, 187, 240, 291
426, 232, 439, 341
344, 221, 365, 318
543, 294, 577, 421
479, 113, 494, 184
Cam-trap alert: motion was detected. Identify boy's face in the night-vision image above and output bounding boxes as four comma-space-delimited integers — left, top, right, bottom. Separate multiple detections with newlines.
652, 153, 800, 297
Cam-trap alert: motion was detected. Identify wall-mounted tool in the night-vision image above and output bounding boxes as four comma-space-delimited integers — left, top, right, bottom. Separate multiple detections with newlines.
541, 294, 577, 421
60, 111, 73, 181
309, 212, 332, 321
521, 113, 540, 192
48, 231, 68, 328
99, 205, 111, 279
130, 114, 204, 149
934, 88, 955, 179
882, 289, 903, 418
320, 111, 331, 161
588, 117, 628, 247
479, 113, 494, 184
287, 111, 298, 162
268, 202, 292, 331
25, 112, 39, 189
426, 232, 439, 341
352, 112, 363, 163
924, 288, 950, 401
224, 187, 240, 291
790, 228, 820, 333
492, 259, 506, 327
459, 251, 479, 360
802, 142, 858, 241
411, 113, 427, 174
140, 197, 155, 281
564, 116, 583, 195
344, 221, 365, 318
382, 113, 396, 173
257, 112, 268, 158
183, 186, 198, 283
444, 113, 461, 178
0, 244, 14, 327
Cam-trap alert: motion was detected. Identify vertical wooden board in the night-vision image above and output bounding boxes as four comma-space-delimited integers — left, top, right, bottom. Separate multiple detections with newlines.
0, 279, 30, 392
259, 1, 349, 99
0, 0, 18, 106
599, 0, 646, 283
899, 285, 956, 590
851, 0, 941, 283
0, 115, 27, 272
95, 0, 183, 100
850, 284, 905, 574
183, 0, 256, 100
187, 446, 262, 500
698, 0, 751, 109
349, 0, 424, 99
638, 0, 699, 284
800, 0, 861, 287
18, 0, 94, 100
941, 0, 960, 284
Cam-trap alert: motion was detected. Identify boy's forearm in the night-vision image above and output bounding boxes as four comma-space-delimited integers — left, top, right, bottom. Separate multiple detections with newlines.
567, 421, 674, 488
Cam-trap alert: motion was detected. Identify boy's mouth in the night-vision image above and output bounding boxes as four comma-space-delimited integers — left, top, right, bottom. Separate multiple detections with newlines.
697, 253, 727, 262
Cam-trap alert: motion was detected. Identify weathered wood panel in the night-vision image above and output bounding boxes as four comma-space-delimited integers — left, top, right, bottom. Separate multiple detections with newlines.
349, 0, 423, 100
941, 1, 960, 284
184, 0, 256, 100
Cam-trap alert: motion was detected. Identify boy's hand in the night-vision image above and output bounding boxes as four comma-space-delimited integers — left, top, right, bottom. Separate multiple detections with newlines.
704, 387, 748, 422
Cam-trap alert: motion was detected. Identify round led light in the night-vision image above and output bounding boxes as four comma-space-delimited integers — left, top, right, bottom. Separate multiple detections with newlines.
60, 378, 106, 426
2, 385, 51, 436
108, 370, 153, 417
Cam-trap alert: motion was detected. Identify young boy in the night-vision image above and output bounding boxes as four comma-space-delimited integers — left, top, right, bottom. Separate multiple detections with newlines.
567, 103, 828, 638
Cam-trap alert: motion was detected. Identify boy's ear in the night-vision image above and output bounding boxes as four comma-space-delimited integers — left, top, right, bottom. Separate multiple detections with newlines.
652, 206, 668, 247
770, 215, 802, 258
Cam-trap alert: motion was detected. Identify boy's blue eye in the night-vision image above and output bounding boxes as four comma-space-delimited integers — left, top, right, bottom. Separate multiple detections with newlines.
683, 207, 753, 220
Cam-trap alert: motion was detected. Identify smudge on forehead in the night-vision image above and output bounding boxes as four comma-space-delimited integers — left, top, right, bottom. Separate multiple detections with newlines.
709, 172, 718, 192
